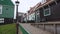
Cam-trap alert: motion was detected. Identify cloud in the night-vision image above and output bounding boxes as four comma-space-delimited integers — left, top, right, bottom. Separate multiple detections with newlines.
11, 0, 42, 19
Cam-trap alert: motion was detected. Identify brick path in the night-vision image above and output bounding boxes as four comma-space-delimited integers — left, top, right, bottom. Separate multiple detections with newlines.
19, 23, 52, 34
18, 27, 22, 34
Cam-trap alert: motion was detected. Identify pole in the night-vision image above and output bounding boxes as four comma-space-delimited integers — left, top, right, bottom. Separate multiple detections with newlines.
16, 5, 19, 34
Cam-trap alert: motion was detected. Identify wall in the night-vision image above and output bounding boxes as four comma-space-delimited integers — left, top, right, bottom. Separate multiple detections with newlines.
0, 5, 14, 18
47, 1, 60, 21
28, 12, 35, 21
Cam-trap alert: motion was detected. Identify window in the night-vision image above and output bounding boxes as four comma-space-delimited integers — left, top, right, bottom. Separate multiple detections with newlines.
44, 8, 51, 16
0, 5, 2, 14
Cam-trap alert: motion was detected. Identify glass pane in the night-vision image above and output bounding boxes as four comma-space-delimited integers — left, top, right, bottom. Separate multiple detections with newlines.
44, 8, 51, 16
0, 9, 1, 14
45, 9, 49, 15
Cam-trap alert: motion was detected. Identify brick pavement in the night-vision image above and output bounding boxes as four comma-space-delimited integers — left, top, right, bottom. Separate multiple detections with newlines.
18, 27, 22, 34
19, 23, 52, 34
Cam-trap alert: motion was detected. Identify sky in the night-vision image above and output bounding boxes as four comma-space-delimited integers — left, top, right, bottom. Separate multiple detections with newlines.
11, 0, 42, 19
11, 0, 42, 13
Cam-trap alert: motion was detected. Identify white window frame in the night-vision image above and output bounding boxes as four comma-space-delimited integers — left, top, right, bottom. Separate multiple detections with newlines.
0, 18, 4, 23
0, 5, 2, 14
44, 8, 51, 16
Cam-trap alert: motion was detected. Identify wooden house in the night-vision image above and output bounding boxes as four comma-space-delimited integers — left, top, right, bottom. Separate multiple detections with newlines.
0, 0, 14, 23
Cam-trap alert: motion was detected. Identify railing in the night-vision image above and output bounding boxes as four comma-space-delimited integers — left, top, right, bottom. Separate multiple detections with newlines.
31, 23, 60, 34
19, 24, 29, 34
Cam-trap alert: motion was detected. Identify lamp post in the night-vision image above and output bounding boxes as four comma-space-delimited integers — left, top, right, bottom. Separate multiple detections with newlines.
15, 0, 19, 34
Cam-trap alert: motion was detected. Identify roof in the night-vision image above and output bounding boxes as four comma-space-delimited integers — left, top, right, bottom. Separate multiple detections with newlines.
36, 0, 54, 10
18, 12, 24, 16
18, 12, 24, 14
0, 0, 14, 6
28, 2, 41, 15
28, 0, 55, 15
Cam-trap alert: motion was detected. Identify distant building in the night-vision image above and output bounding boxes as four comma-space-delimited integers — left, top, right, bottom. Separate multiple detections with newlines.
18, 12, 24, 23
23, 13, 28, 23
0, 0, 14, 23
27, 2, 41, 23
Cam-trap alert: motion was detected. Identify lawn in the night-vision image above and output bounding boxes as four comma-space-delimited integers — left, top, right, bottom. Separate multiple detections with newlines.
0, 23, 16, 34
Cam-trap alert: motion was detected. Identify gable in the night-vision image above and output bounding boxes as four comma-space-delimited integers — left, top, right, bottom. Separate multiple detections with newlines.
0, 0, 14, 6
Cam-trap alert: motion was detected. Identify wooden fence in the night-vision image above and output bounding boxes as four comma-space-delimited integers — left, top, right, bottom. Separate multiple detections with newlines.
31, 23, 60, 34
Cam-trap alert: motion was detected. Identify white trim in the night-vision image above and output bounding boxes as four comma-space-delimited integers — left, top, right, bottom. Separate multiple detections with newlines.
0, 5, 2, 14
0, 18, 4, 23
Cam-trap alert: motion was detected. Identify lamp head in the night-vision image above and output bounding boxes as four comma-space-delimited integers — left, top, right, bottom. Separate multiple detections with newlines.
15, 1, 20, 5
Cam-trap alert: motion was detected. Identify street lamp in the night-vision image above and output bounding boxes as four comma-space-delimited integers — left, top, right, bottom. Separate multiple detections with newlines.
15, 0, 19, 34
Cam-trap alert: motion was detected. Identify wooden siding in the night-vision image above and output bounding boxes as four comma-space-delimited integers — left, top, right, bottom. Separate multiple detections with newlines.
0, 5, 14, 18
47, 2, 60, 21
39, 1, 60, 21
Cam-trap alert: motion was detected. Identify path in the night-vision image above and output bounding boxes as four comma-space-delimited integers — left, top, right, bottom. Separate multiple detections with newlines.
19, 23, 52, 34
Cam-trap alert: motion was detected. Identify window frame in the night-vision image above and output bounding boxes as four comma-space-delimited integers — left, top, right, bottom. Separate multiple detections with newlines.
0, 5, 2, 14
44, 8, 51, 16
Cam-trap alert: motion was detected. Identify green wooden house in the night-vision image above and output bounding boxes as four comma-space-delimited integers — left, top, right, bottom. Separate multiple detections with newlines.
0, 0, 14, 23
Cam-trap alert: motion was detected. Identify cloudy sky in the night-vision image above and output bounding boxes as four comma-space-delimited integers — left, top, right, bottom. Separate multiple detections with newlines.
11, 0, 42, 19
11, 0, 42, 13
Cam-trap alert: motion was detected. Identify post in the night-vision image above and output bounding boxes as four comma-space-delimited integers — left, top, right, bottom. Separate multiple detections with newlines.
35, 11, 37, 23
15, 0, 19, 34
16, 5, 19, 34
43, 24, 45, 30
54, 24, 57, 34
26, 15, 27, 23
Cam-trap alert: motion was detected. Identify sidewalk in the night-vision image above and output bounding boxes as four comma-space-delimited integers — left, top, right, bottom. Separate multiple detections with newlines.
19, 23, 52, 34
18, 27, 22, 34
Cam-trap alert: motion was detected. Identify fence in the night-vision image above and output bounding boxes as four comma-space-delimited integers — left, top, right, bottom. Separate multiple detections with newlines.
31, 23, 60, 34
19, 24, 29, 34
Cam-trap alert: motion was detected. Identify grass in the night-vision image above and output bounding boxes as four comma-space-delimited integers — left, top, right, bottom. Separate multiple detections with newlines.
0, 23, 16, 34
